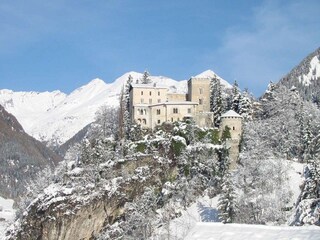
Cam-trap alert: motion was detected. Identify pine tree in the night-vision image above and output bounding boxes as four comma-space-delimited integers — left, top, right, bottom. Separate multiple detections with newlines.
141, 70, 151, 84
221, 126, 231, 142
239, 89, 252, 120
231, 80, 241, 113
291, 134, 320, 226
118, 86, 125, 139
210, 77, 223, 127
123, 75, 133, 140
218, 170, 236, 223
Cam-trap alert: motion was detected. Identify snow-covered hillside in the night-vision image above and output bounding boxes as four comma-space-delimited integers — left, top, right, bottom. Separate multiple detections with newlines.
0, 70, 228, 146
299, 55, 320, 86
0, 197, 15, 239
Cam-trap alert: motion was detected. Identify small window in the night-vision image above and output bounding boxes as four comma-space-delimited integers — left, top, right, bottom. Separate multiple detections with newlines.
171, 117, 174, 122
199, 99, 203, 105
157, 119, 161, 124
149, 91, 152, 96
173, 108, 178, 114
188, 108, 191, 114
143, 119, 146, 124
158, 91, 160, 96
141, 91, 143, 95
149, 99, 152, 104
140, 109, 143, 115
199, 88, 203, 94
157, 109, 161, 115
138, 119, 141, 123
233, 126, 235, 130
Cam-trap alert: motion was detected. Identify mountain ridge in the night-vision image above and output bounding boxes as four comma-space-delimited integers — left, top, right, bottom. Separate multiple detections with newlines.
0, 104, 62, 199
278, 47, 320, 103
0, 70, 230, 146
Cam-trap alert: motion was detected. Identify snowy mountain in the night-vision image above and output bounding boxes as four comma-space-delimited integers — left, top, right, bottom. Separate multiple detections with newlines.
195, 69, 233, 89
0, 70, 228, 146
279, 47, 320, 103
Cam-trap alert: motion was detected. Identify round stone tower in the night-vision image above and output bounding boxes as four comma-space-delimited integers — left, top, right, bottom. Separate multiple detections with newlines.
219, 110, 243, 169
220, 110, 242, 140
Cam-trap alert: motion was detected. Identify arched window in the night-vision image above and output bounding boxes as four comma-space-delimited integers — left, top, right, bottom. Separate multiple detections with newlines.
233, 126, 235, 130
143, 119, 147, 124
138, 119, 141, 123
140, 109, 143, 115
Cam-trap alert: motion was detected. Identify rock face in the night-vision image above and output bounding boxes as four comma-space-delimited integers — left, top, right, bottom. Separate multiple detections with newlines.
0, 105, 62, 199
15, 197, 116, 240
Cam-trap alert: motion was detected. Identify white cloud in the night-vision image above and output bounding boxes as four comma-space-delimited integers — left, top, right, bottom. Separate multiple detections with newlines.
213, 0, 320, 96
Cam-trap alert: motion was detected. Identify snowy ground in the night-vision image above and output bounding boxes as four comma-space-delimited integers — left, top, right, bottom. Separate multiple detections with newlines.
0, 197, 15, 240
185, 222, 319, 240
152, 161, 310, 240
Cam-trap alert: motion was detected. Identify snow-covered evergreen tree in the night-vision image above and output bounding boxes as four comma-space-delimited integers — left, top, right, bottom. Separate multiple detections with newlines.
291, 133, 320, 226
141, 70, 151, 84
210, 77, 223, 127
239, 89, 253, 120
231, 80, 241, 113
123, 74, 133, 140
218, 169, 236, 223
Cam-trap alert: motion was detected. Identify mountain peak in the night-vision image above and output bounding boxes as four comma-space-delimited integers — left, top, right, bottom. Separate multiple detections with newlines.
195, 69, 219, 78
87, 78, 107, 87
195, 70, 232, 89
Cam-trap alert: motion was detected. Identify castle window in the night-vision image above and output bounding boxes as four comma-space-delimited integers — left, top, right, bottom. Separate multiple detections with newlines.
141, 91, 143, 95
233, 126, 235, 130
158, 91, 160, 96
199, 99, 203, 105
149, 91, 152, 96
143, 119, 146, 124
149, 99, 152, 104
173, 108, 178, 114
171, 117, 174, 122
157, 119, 161, 124
138, 119, 141, 123
188, 108, 191, 114
143, 109, 147, 115
140, 109, 143, 115
199, 88, 203, 94
157, 109, 161, 115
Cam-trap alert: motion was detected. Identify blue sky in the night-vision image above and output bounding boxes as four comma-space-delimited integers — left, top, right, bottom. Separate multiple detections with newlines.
0, 0, 319, 96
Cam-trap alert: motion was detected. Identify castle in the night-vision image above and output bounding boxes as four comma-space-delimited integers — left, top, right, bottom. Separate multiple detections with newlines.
129, 77, 214, 129
129, 76, 242, 166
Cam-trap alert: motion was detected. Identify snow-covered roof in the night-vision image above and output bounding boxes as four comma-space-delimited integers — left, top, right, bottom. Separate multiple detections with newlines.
221, 110, 242, 118
131, 83, 168, 89
135, 101, 198, 108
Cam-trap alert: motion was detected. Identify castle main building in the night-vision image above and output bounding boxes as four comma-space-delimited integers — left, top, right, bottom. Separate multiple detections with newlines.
129, 77, 214, 129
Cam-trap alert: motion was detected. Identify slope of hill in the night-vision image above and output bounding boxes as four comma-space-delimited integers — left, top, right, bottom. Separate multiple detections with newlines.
279, 47, 320, 103
0, 70, 229, 147
0, 105, 62, 199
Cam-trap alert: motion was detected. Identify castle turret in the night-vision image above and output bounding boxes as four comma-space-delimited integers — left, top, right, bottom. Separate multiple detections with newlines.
220, 110, 243, 169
